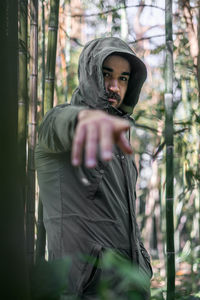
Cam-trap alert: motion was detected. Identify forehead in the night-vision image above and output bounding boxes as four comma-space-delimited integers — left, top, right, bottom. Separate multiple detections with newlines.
103, 55, 131, 72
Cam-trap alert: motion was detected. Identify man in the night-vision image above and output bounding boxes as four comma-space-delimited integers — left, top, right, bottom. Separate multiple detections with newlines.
35, 37, 152, 299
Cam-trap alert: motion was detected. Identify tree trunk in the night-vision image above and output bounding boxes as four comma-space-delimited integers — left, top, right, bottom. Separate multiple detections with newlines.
27, 0, 38, 267
165, 0, 175, 299
0, 1, 30, 298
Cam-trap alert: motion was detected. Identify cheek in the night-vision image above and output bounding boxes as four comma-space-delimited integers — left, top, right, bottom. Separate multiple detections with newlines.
104, 79, 109, 91
120, 86, 127, 99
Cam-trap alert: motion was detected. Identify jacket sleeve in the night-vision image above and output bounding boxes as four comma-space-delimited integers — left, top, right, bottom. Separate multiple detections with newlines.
37, 103, 85, 153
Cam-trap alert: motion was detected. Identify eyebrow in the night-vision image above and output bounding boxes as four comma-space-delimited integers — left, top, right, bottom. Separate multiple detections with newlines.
102, 66, 130, 76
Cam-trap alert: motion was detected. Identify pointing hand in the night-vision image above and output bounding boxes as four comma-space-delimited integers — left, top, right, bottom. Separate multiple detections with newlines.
72, 110, 132, 168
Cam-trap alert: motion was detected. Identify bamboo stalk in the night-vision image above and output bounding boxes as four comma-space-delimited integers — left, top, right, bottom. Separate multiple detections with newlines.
197, 1, 200, 244
0, 1, 30, 298
42, 0, 45, 115
165, 1, 175, 299
120, 1, 128, 40
35, 0, 46, 263
18, 0, 28, 208
27, 0, 38, 267
44, 0, 60, 113
36, 0, 60, 261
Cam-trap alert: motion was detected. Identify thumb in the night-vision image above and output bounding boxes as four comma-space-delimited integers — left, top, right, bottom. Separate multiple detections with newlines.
117, 132, 133, 154
113, 118, 130, 134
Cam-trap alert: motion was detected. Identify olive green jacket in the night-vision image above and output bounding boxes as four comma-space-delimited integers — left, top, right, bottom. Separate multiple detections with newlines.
35, 37, 152, 295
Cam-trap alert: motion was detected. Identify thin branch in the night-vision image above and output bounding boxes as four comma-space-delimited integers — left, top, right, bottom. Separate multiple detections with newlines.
152, 141, 165, 161
67, 4, 200, 20
67, 4, 165, 19
134, 123, 158, 133
174, 128, 189, 134
129, 32, 184, 44
59, 29, 184, 48
59, 25, 84, 47
190, 5, 200, 9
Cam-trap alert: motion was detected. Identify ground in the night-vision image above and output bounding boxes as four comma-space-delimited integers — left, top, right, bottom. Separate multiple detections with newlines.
150, 259, 200, 299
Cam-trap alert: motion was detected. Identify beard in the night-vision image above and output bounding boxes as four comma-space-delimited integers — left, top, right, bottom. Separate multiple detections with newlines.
105, 90, 121, 104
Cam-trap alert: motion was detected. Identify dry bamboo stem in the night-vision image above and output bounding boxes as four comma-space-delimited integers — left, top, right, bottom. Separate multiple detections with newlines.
35, 0, 46, 263
27, 0, 38, 267
36, 0, 60, 261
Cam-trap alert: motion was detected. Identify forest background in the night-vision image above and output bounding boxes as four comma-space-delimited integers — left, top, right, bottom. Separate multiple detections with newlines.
0, 0, 200, 299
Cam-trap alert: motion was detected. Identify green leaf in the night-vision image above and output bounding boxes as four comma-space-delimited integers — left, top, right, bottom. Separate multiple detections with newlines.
31, 258, 71, 300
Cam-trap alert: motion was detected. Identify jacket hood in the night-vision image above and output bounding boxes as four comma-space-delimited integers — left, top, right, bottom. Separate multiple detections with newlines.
71, 37, 147, 115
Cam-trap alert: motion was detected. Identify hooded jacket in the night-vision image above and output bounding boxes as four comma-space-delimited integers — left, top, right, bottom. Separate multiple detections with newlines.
35, 37, 152, 297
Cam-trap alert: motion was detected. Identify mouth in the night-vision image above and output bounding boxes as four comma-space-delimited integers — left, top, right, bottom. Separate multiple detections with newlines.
108, 98, 118, 104
106, 91, 121, 105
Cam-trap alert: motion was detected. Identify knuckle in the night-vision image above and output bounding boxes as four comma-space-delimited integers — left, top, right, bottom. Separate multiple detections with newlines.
76, 121, 85, 131
87, 136, 98, 143
73, 136, 83, 146
86, 144, 96, 153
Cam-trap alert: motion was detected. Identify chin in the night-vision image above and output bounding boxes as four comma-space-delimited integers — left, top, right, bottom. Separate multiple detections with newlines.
111, 104, 118, 108
114, 102, 121, 108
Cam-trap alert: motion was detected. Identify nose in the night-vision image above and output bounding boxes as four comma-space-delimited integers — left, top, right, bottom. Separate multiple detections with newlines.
108, 79, 120, 93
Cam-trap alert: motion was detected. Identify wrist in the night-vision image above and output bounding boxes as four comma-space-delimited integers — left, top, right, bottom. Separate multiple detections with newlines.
78, 109, 90, 121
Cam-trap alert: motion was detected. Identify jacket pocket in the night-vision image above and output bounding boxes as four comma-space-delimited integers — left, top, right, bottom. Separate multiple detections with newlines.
77, 244, 103, 296
137, 248, 153, 279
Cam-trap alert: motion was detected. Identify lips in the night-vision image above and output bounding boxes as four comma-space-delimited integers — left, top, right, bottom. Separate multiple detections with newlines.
108, 98, 118, 103
106, 91, 121, 104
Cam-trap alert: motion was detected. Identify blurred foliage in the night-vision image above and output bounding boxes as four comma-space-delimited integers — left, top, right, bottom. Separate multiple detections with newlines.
31, 257, 71, 300
31, 250, 150, 300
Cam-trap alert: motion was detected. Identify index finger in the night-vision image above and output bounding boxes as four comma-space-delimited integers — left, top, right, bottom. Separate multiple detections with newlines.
99, 122, 113, 161
85, 123, 98, 168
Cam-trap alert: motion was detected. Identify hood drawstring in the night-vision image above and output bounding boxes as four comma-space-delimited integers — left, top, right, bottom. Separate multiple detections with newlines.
124, 114, 134, 143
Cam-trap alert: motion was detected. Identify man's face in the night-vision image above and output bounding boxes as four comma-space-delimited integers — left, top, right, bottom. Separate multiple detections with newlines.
102, 55, 131, 108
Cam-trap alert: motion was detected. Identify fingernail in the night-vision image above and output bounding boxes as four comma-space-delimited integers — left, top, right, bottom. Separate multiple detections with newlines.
86, 159, 96, 168
102, 151, 112, 160
72, 158, 79, 166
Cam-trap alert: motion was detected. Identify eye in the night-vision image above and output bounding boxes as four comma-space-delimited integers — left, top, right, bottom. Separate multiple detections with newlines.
120, 76, 129, 82
103, 72, 110, 78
